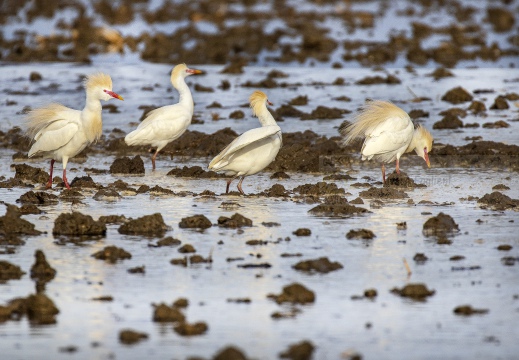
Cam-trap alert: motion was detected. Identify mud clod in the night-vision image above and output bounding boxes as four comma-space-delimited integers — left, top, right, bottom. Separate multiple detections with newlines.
14, 164, 48, 184
346, 229, 376, 240
441, 86, 473, 104
167, 166, 224, 178
173, 321, 208, 336
119, 329, 148, 345
179, 214, 212, 229
489, 95, 509, 110
292, 228, 311, 237
384, 171, 426, 188
152, 303, 185, 323
0, 261, 26, 283
423, 212, 459, 236
293, 182, 345, 195
293, 257, 343, 274
149, 236, 181, 247
359, 187, 408, 199
264, 184, 289, 197
268, 283, 315, 304
118, 213, 168, 236
93, 188, 121, 201
478, 192, 518, 211
69, 176, 100, 189
110, 156, 145, 174
53, 212, 106, 236
18, 191, 59, 205
413, 253, 429, 264
213, 346, 249, 360
217, 213, 252, 228
92, 246, 132, 263
0, 204, 41, 236
30, 250, 56, 284
453, 305, 489, 316
178, 244, 196, 253
25, 293, 60, 324
433, 114, 464, 129
308, 202, 370, 216
279, 340, 315, 360
391, 283, 435, 300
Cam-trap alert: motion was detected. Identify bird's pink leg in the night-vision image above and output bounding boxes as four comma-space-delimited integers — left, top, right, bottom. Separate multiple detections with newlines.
237, 176, 246, 195
381, 164, 386, 184
62, 168, 71, 190
45, 160, 55, 189
396, 159, 400, 174
151, 150, 159, 171
226, 178, 234, 194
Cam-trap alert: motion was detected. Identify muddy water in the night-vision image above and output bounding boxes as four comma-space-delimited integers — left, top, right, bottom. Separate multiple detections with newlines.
1, 63, 519, 359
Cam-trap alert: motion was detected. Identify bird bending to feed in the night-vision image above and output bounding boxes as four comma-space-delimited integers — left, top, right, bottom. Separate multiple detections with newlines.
208, 90, 282, 195
124, 63, 202, 170
341, 100, 433, 183
23, 73, 123, 190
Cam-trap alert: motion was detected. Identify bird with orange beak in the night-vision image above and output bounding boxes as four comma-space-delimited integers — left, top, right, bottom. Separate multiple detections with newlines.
23, 73, 123, 189
124, 63, 203, 170
341, 100, 433, 183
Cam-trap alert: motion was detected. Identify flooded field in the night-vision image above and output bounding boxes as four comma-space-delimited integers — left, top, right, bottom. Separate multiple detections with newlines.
1, 0, 519, 359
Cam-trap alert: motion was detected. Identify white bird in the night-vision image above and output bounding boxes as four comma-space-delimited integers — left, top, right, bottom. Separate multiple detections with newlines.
124, 63, 202, 170
341, 100, 433, 183
209, 90, 282, 195
23, 73, 123, 189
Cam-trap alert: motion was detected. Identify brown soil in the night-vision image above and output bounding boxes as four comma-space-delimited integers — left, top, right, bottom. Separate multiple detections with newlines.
453, 305, 489, 316
268, 283, 315, 305
414, 253, 429, 264
279, 340, 315, 360
293, 182, 345, 196
346, 229, 376, 240
98, 215, 127, 225
478, 191, 519, 211
18, 191, 59, 205
30, 250, 56, 284
93, 188, 121, 201
292, 228, 311, 236
119, 329, 149, 345
0, 261, 26, 283
69, 176, 101, 189
213, 346, 249, 360
149, 236, 181, 247
0, 204, 41, 237
217, 213, 253, 228
118, 213, 169, 236
179, 214, 212, 229
359, 187, 409, 199
14, 164, 48, 185
422, 212, 460, 236
441, 86, 473, 104
53, 212, 106, 236
92, 246, 132, 263
178, 244, 196, 253
391, 283, 435, 301
263, 184, 290, 197
433, 114, 464, 129
110, 156, 145, 174
174, 321, 208, 336
292, 257, 343, 274
152, 303, 185, 323
384, 171, 426, 188
308, 202, 370, 216
167, 166, 224, 178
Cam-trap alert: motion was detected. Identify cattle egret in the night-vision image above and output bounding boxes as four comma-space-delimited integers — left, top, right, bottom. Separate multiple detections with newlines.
209, 91, 282, 195
23, 73, 123, 189
124, 63, 202, 170
341, 100, 433, 183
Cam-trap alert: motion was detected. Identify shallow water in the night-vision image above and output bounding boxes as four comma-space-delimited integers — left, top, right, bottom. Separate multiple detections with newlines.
1, 62, 519, 360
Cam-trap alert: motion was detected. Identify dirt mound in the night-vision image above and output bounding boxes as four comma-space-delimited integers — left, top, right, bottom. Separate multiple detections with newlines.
0, 204, 41, 236
384, 171, 426, 188
359, 187, 409, 199
53, 212, 106, 236
118, 213, 169, 236
110, 156, 145, 174
93, 188, 121, 201
308, 202, 370, 216
391, 283, 435, 301
179, 214, 212, 229
433, 114, 464, 129
30, 250, 56, 284
292, 228, 311, 236
423, 212, 460, 236
0, 261, 26, 283
263, 184, 289, 197
173, 321, 208, 336
167, 166, 224, 178
300, 106, 349, 120
69, 176, 101, 189
162, 128, 238, 157
453, 305, 489, 316
13, 164, 48, 184
92, 246, 132, 263
119, 329, 148, 345
293, 182, 345, 195
268, 283, 315, 304
346, 229, 376, 240
292, 257, 343, 274
17, 191, 59, 205
217, 213, 252, 228
478, 191, 519, 211
279, 340, 315, 360
441, 86, 473, 104
152, 303, 185, 323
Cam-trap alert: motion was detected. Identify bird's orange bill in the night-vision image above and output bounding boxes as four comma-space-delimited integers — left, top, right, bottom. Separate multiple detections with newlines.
105, 90, 124, 100
187, 68, 203, 75
424, 148, 430, 168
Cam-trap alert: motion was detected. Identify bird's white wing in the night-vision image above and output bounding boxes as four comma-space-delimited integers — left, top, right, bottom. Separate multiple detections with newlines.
209, 125, 281, 170
28, 121, 80, 157
125, 104, 191, 145
361, 117, 414, 157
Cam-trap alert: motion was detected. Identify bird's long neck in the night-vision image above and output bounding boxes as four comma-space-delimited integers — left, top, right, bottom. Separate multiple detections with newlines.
172, 76, 194, 111
257, 106, 277, 127
82, 93, 103, 142
405, 128, 420, 154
